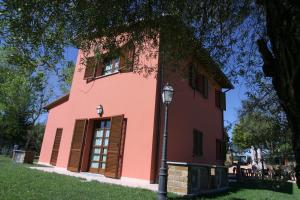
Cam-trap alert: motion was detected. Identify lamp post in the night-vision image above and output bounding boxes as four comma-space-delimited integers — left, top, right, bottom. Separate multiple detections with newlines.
158, 83, 174, 200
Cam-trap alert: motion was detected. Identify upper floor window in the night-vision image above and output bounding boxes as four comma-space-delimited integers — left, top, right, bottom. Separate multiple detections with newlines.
83, 44, 134, 80
215, 90, 226, 110
188, 64, 209, 98
103, 57, 120, 75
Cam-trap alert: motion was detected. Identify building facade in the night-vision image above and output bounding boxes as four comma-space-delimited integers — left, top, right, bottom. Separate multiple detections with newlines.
39, 38, 233, 183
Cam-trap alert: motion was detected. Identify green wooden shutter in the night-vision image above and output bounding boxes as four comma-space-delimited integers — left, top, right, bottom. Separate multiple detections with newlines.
105, 115, 124, 178
67, 119, 87, 172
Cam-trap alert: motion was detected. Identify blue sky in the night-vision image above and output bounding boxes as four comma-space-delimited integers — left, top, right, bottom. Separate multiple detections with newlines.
224, 83, 247, 133
43, 47, 247, 139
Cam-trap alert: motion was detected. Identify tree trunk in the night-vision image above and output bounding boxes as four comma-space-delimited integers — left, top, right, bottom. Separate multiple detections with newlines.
257, 0, 300, 188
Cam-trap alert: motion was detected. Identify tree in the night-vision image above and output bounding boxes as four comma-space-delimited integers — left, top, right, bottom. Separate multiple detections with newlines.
233, 77, 293, 162
25, 123, 45, 152
0, 0, 299, 186
232, 112, 291, 156
0, 47, 50, 149
59, 61, 75, 93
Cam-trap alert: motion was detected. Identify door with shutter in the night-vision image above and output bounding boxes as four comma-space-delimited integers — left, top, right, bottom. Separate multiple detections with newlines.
89, 119, 111, 174
67, 119, 87, 172
50, 128, 63, 166
105, 115, 124, 178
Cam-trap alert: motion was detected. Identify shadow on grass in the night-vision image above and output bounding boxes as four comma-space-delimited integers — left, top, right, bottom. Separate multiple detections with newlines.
168, 179, 294, 200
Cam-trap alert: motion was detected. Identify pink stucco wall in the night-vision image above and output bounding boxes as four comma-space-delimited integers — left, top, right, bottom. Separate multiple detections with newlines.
39, 44, 160, 181
165, 70, 224, 165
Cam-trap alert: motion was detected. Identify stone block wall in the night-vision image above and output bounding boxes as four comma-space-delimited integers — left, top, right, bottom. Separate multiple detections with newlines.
167, 165, 188, 194
167, 162, 228, 195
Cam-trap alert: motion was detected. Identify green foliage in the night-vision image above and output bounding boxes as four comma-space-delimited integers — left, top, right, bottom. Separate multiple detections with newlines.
0, 47, 50, 148
59, 61, 75, 93
0, 0, 263, 80
230, 68, 296, 167
232, 112, 280, 150
232, 78, 293, 157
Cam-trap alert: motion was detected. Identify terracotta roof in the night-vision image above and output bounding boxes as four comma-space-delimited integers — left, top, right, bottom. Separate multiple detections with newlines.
43, 93, 70, 111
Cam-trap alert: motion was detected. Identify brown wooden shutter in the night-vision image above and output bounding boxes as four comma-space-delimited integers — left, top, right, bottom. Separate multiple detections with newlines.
198, 131, 203, 156
119, 50, 126, 71
216, 139, 223, 160
117, 118, 127, 178
193, 130, 203, 156
221, 140, 226, 160
67, 119, 87, 172
119, 46, 134, 73
50, 128, 63, 166
220, 92, 226, 110
203, 76, 209, 98
189, 65, 196, 89
193, 130, 198, 156
196, 74, 204, 94
105, 115, 124, 178
128, 47, 135, 72
95, 62, 104, 77
215, 90, 221, 108
83, 57, 96, 79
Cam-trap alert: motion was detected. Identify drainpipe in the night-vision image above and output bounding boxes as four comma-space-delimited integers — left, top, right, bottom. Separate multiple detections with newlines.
154, 49, 165, 183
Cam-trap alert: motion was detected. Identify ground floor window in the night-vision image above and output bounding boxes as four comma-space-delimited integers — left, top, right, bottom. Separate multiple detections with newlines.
193, 129, 203, 157
216, 139, 225, 160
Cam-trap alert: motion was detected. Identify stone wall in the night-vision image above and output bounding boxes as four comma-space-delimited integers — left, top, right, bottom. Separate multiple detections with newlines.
168, 165, 189, 194
167, 162, 228, 195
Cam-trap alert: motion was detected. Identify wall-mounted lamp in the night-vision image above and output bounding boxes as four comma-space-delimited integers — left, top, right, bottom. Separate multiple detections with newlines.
96, 105, 103, 117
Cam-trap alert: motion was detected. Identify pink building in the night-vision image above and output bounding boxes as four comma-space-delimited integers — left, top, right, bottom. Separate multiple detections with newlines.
39, 38, 233, 184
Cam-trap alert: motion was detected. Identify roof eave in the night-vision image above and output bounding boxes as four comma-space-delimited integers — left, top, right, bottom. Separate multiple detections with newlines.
43, 93, 70, 111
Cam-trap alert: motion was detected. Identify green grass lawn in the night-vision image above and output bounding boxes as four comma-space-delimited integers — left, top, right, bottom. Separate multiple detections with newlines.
0, 156, 299, 200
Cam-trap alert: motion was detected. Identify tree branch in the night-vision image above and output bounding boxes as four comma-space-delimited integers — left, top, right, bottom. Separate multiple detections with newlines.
257, 38, 275, 77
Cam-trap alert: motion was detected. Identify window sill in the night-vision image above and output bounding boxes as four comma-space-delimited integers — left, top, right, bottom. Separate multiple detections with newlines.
86, 71, 120, 83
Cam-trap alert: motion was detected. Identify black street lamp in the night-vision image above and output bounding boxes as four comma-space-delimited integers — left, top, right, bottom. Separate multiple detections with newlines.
158, 83, 174, 200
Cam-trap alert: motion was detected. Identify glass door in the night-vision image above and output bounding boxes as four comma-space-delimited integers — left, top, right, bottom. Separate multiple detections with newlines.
89, 119, 111, 174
